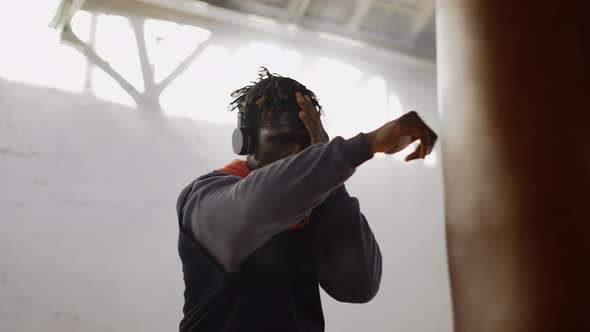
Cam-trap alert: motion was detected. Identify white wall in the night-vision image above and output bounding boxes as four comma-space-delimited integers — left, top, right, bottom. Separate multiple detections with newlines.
0, 1, 451, 331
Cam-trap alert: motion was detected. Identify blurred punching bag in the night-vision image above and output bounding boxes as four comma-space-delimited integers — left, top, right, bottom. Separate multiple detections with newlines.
436, 1, 590, 331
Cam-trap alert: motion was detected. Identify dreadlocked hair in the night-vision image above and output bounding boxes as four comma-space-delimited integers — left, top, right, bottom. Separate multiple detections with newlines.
229, 67, 322, 129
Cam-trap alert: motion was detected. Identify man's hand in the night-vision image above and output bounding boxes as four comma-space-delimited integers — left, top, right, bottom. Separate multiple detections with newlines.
365, 111, 437, 161
296, 92, 329, 145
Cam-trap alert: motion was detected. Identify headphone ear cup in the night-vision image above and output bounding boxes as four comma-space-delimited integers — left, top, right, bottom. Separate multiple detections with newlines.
232, 127, 254, 155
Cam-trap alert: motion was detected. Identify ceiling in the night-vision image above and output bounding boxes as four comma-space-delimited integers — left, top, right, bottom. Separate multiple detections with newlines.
51, 0, 436, 64
200, 0, 436, 61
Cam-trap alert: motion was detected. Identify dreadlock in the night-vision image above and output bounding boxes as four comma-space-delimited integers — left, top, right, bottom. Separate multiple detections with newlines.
229, 67, 322, 129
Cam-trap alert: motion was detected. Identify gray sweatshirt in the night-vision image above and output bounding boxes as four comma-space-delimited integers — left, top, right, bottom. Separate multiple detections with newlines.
180, 134, 382, 302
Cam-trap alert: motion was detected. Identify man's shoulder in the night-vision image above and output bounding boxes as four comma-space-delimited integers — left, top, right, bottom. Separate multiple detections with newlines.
179, 170, 228, 196
175, 171, 233, 243
176, 170, 239, 213
194, 170, 231, 183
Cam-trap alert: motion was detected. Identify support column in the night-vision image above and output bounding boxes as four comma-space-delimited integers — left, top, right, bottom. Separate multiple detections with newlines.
436, 1, 590, 331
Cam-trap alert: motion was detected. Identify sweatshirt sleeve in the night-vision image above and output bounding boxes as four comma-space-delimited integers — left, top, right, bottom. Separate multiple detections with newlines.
312, 186, 382, 303
177, 134, 373, 273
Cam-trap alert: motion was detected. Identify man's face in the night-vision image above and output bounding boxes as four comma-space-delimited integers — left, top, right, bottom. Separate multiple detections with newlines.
252, 111, 311, 168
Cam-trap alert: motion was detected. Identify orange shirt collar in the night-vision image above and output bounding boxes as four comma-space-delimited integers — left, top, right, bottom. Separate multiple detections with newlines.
217, 160, 251, 178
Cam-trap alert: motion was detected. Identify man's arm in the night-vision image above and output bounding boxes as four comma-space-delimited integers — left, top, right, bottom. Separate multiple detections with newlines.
178, 109, 437, 275
177, 134, 373, 273
312, 185, 382, 303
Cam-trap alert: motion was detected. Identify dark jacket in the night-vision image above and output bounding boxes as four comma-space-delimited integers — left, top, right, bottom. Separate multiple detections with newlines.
176, 134, 382, 331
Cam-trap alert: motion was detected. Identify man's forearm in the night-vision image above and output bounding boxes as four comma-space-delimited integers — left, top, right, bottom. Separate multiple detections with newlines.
313, 186, 383, 303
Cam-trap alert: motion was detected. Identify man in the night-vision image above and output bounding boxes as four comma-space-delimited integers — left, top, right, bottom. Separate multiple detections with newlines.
176, 68, 437, 331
